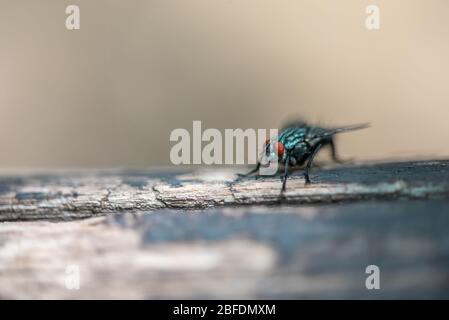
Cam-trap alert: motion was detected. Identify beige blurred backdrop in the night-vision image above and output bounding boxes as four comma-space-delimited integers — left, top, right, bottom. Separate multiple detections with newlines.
1, 0, 448, 169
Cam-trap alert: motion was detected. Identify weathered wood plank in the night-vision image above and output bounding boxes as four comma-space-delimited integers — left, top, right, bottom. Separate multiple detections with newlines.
0, 160, 448, 221
1, 200, 449, 299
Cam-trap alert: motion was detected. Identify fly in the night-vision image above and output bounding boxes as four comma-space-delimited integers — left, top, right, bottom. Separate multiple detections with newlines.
238, 122, 369, 193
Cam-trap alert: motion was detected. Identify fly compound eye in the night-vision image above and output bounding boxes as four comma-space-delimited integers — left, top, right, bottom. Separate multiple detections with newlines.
273, 141, 284, 158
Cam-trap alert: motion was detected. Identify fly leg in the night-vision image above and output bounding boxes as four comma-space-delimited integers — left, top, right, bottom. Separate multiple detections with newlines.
304, 143, 323, 184
236, 162, 261, 179
330, 138, 352, 164
329, 139, 343, 163
281, 155, 290, 193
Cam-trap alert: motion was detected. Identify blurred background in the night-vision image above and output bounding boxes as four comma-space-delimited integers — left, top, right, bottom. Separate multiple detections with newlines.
0, 0, 448, 169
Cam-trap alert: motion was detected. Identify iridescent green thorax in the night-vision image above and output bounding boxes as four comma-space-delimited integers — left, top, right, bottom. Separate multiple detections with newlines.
279, 125, 327, 151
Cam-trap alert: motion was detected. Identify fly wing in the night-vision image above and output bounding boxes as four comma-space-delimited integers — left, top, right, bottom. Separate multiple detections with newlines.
279, 121, 369, 150
308, 123, 370, 141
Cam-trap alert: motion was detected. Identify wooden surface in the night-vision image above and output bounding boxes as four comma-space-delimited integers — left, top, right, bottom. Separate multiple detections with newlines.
1, 160, 448, 221
0, 160, 449, 299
